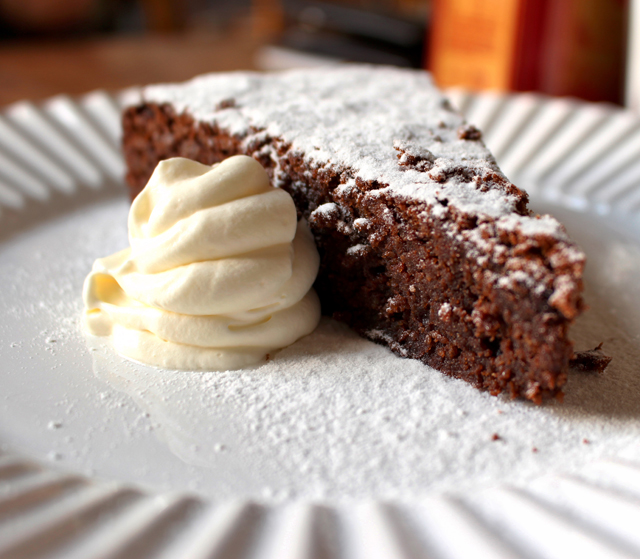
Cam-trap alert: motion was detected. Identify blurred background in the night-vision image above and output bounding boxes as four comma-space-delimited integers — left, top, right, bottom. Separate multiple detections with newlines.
0, 0, 637, 110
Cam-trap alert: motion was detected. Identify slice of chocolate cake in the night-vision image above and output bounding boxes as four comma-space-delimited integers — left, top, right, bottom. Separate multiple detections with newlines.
122, 65, 585, 403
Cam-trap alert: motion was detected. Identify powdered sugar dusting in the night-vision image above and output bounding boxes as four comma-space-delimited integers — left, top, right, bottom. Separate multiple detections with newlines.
497, 213, 567, 239
347, 244, 367, 256
497, 270, 536, 289
144, 66, 545, 225
438, 302, 452, 319
310, 202, 338, 217
142, 66, 584, 316
88, 311, 640, 503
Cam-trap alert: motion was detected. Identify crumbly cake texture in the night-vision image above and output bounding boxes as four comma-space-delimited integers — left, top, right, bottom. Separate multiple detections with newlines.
122, 65, 585, 403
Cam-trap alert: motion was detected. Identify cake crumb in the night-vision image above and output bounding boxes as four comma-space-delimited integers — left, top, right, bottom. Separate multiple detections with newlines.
532, 447, 538, 453
491, 433, 501, 441
215, 98, 236, 110
457, 124, 482, 141
582, 438, 590, 445
570, 343, 612, 374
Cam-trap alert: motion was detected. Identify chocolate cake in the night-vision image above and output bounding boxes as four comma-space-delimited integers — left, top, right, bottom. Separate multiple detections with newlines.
122, 66, 585, 403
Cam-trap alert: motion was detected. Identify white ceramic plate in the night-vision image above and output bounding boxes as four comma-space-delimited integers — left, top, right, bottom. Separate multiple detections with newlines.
1, 88, 640, 558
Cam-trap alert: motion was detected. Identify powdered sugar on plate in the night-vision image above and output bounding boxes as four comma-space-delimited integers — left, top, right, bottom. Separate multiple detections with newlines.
89, 307, 640, 503
1, 183, 640, 504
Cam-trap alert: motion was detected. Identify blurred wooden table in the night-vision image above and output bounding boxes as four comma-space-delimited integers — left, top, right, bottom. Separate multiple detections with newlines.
0, 29, 263, 106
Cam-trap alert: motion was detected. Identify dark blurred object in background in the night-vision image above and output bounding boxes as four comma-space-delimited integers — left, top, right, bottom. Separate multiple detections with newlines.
0, 0, 429, 66
429, 0, 628, 105
0, 0, 256, 106
0, 0, 256, 39
0, 0, 133, 37
2, 0, 636, 110
271, 0, 427, 67
629, 0, 640, 112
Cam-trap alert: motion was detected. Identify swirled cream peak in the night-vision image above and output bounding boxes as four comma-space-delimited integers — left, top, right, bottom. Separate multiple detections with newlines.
83, 155, 321, 370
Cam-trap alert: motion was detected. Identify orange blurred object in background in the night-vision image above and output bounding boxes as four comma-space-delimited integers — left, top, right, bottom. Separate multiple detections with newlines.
428, 0, 628, 105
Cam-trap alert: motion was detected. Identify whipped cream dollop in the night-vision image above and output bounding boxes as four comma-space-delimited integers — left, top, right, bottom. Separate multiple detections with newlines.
83, 155, 321, 370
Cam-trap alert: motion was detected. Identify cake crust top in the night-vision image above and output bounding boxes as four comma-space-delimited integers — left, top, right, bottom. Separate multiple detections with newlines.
143, 66, 561, 237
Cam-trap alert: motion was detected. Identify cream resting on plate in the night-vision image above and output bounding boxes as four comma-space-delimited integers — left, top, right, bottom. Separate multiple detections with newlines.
83, 155, 321, 370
